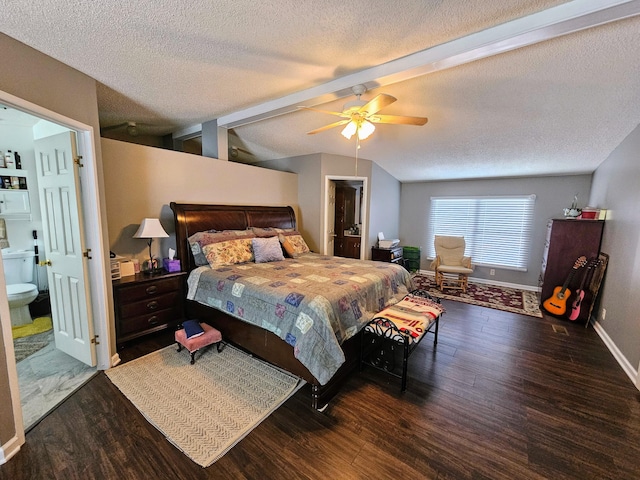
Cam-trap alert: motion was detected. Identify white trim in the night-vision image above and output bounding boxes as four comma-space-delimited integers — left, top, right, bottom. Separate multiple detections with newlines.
0, 434, 22, 465
592, 320, 640, 390
111, 353, 122, 367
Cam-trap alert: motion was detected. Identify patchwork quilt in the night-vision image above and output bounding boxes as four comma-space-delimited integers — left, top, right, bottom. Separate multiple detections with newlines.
187, 253, 414, 384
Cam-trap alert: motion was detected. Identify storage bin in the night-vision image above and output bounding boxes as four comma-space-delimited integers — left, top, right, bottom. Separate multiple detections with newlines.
403, 246, 421, 272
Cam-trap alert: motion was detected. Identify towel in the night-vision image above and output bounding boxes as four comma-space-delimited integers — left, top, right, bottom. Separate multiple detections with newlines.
0, 218, 9, 249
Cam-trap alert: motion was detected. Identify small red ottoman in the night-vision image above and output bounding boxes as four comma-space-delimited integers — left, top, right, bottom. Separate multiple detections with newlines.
175, 322, 223, 364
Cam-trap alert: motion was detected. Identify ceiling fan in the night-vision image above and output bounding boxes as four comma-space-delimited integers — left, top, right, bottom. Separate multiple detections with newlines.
301, 85, 428, 140
100, 121, 150, 137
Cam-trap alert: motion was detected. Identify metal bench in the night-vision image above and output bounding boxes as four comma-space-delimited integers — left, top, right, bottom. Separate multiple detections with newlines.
360, 290, 444, 392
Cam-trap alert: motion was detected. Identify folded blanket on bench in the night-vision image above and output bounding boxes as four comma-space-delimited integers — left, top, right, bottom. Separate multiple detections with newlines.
367, 294, 445, 344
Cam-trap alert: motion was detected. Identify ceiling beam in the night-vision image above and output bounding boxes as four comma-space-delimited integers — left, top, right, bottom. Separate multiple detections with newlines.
216, 0, 640, 129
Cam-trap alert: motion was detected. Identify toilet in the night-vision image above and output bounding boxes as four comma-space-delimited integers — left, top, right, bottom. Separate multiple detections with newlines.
2, 249, 39, 326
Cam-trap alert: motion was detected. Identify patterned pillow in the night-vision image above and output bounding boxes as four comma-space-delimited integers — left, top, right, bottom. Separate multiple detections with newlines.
251, 227, 294, 238
252, 236, 285, 263
278, 232, 310, 258
203, 238, 255, 268
188, 229, 255, 266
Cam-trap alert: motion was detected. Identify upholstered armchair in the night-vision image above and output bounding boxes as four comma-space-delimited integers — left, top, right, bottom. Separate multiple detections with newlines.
430, 235, 474, 293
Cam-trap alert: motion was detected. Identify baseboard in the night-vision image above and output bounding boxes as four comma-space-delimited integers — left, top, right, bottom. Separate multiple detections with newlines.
414, 270, 540, 292
592, 319, 639, 390
0, 434, 22, 465
111, 353, 122, 367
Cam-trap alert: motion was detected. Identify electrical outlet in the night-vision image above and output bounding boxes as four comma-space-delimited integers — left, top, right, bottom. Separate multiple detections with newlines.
490, 269, 495, 276
602, 308, 607, 320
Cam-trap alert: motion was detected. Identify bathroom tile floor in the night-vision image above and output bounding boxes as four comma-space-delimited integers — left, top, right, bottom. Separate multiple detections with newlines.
16, 330, 97, 431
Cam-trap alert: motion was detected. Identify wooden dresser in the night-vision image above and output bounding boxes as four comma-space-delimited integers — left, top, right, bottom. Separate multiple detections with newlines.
113, 270, 186, 347
539, 219, 604, 322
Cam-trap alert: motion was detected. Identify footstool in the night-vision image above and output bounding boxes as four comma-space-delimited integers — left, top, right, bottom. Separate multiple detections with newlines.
175, 322, 223, 364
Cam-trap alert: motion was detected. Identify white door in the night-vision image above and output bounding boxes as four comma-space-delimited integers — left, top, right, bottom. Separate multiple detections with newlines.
327, 181, 336, 256
34, 132, 96, 367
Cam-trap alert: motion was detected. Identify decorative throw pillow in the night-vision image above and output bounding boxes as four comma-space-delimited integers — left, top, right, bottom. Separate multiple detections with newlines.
251, 226, 286, 238
183, 319, 205, 339
278, 232, 310, 258
189, 229, 256, 266
252, 236, 285, 263
203, 238, 255, 267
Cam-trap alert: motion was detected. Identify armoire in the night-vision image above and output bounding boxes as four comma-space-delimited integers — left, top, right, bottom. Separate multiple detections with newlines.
539, 219, 605, 323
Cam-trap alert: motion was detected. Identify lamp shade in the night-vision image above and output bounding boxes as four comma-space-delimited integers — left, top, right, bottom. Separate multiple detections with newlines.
133, 218, 169, 239
341, 120, 358, 140
358, 120, 375, 140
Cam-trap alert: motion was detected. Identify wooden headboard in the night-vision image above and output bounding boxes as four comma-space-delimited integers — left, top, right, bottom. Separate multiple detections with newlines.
170, 203, 296, 272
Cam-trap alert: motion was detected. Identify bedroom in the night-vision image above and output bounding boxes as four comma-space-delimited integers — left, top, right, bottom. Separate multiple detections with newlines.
1, 1, 640, 475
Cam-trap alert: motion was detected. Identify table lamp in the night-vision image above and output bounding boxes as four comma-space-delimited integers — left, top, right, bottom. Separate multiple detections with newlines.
133, 218, 169, 274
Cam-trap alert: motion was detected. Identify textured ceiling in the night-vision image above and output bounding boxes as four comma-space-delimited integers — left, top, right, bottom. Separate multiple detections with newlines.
2, 0, 640, 181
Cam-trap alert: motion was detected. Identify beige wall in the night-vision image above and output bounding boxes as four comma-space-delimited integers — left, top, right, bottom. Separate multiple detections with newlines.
101, 139, 299, 261
0, 32, 106, 454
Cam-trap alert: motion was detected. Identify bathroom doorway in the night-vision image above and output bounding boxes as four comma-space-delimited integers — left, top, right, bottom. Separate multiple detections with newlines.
0, 95, 110, 434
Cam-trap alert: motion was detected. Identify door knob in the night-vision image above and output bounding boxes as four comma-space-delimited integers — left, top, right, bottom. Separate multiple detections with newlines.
39, 260, 52, 267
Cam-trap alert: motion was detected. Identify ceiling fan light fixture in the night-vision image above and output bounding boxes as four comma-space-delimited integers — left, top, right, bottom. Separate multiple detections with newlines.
341, 120, 358, 140
126, 122, 139, 136
358, 120, 375, 140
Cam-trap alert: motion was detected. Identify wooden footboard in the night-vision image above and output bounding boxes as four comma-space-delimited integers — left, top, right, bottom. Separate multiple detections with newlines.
186, 299, 361, 410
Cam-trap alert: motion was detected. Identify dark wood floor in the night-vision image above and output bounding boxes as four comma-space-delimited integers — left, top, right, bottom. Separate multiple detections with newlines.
2, 300, 640, 479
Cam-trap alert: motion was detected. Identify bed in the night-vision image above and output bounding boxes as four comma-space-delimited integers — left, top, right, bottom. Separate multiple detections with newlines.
171, 202, 414, 409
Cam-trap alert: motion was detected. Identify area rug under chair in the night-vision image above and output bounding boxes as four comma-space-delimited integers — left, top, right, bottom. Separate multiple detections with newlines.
412, 274, 542, 318
106, 343, 303, 467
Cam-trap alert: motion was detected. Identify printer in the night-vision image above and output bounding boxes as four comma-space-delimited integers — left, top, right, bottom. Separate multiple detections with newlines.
377, 232, 399, 249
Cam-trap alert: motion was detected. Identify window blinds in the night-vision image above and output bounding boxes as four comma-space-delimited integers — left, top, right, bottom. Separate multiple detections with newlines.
428, 195, 536, 271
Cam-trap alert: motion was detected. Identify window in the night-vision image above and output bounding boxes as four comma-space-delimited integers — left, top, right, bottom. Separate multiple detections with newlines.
428, 195, 536, 271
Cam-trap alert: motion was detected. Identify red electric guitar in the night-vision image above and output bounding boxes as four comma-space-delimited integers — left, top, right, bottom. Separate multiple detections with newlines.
543, 256, 587, 316
568, 257, 601, 321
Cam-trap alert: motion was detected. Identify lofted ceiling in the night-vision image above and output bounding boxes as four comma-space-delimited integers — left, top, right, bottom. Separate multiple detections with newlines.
2, 1, 640, 182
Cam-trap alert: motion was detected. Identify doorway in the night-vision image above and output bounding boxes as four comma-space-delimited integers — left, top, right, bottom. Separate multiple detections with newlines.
324, 175, 368, 258
0, 91, 112, 441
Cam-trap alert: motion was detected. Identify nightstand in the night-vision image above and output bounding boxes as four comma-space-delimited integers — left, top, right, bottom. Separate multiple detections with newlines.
371, 246, 404, 265
113, 270, 187, 348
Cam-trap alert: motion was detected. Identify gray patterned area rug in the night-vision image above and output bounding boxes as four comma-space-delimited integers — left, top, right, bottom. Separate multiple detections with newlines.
106, 343, 303, 467
13, 329, 53, 362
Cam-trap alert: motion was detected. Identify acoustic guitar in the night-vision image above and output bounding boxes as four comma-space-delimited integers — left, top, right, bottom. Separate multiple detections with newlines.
568, 257, 601, 321
542, 256, 587, 316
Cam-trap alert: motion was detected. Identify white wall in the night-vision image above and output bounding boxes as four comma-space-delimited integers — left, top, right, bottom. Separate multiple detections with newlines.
400, 174, 593, 286
101, 139, 299, 262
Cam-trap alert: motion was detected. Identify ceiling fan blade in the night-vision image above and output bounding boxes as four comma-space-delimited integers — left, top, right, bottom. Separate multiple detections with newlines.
307, 119, 350, 135
100, 122, 130, 132
369, 114, 428, 126
358, 94, 397, 116
299, 106, 349, 118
